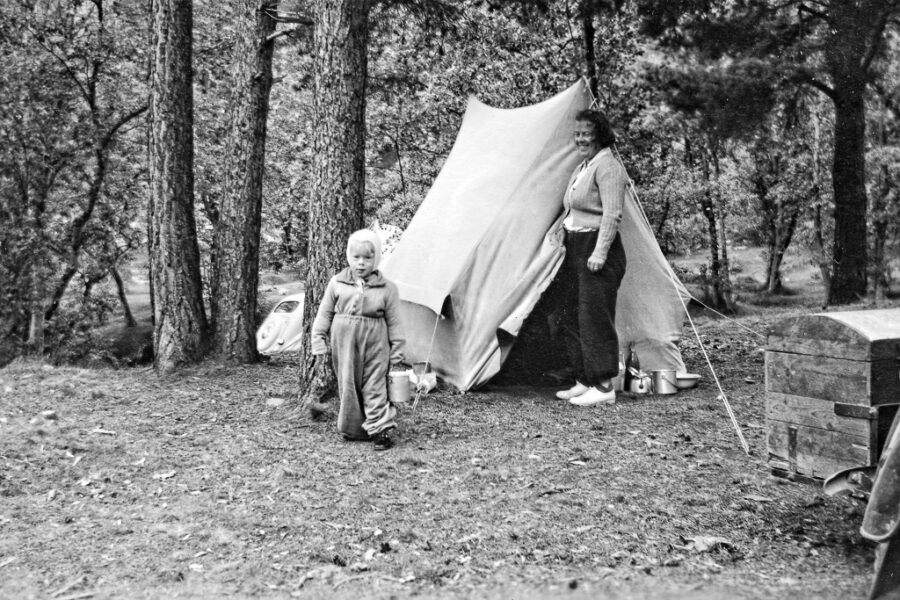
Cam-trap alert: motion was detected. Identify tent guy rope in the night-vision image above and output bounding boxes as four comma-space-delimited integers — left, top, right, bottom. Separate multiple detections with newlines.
412, 312, 442, 411
609, 141, 752, 455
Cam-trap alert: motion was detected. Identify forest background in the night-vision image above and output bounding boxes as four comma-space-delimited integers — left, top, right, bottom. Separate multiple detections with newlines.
1, 0, 900, 377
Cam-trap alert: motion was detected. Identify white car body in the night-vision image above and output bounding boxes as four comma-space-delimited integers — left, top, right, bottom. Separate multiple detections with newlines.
256, 293, 305, 354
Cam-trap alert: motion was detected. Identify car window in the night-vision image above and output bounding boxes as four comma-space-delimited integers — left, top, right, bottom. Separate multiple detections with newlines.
273, 301, 300, 313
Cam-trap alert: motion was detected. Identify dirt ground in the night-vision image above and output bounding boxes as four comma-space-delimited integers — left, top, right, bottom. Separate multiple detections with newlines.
0, 303, 883, 600
3, 245, 896, 599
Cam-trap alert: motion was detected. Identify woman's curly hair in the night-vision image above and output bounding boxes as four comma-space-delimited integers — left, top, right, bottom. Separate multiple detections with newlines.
574, 109, 616, 149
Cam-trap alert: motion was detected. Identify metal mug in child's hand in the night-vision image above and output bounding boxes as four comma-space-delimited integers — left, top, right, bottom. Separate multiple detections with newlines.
388, 371, 411, 404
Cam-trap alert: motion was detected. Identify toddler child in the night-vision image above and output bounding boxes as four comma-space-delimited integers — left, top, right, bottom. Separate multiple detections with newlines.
310, 229, 406, 450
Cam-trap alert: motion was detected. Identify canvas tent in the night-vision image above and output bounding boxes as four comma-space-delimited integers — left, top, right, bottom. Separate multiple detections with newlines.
381, 80, 690, 392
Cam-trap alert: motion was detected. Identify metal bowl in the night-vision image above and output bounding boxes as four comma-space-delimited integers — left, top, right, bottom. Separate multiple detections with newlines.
675, 373, 701, 389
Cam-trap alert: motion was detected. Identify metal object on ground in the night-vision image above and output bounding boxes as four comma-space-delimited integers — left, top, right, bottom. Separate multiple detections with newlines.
652, 369, 678, 394
388, 371, 411, 404
675, 372, 700, 389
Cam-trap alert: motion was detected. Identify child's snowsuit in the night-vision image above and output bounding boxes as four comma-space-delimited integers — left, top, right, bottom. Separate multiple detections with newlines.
311, 267, 405, 439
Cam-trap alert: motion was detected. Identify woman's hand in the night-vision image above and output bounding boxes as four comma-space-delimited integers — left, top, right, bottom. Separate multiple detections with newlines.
587, 256, 605, 273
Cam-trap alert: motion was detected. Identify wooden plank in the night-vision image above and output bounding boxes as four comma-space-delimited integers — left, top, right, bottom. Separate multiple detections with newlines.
765, 391, 871, 438
834, 402, 877, 419
767, 420, 872, 478
767, 309, 900, 360
872, 359, 900, 405
766, 351, 870, 405
767, 314, 875, 360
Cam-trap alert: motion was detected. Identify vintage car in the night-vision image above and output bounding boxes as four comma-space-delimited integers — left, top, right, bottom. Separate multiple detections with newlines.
256, 293, 305, 354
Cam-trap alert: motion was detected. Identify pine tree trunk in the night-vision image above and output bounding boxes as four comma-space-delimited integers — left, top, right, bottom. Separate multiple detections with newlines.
828, 88, 868, 304
148, 0, 209, 374
825, 7, 870, 304
211, 0, 276, 363
297, 0, 370, 401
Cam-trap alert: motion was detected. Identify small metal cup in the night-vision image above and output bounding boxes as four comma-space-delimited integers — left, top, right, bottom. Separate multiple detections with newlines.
388, 371, 411, 404
652, 369, 678, 395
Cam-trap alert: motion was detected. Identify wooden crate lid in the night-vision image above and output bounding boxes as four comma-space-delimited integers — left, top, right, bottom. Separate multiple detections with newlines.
767, 308, 900, 361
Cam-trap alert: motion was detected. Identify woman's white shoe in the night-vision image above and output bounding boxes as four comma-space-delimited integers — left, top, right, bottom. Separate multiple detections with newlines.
569, 386, 615, 406
555, 382, 589, 400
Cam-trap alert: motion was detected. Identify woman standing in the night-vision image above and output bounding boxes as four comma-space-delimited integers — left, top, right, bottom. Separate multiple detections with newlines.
554, 109, 627, 406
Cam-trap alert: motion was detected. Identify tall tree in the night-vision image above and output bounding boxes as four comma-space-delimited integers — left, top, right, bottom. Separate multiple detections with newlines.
297, 0, 371, 398
148, 0, 209, 373
634, 0, 900, 304
209, 0, 278, 363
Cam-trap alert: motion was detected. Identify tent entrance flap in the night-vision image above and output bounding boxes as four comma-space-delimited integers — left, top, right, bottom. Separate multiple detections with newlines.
382, 81, 690, 392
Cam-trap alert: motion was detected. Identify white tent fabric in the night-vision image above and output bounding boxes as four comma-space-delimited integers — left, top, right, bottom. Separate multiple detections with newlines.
381, 81, 689, 391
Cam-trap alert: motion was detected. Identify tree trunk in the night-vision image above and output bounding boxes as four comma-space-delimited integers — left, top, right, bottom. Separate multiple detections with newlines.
762, 207, 798, 294
148, 0, 209, 374
827, 88, 868, 304
870, 114, 893, 305
111, 267, 138, 328
700, 191, 721, 304
211, 0, 277, 363
298, 0, 370, 400
713, 160, 735, 311
808, 108, 831, 297
811, 202, 832, 295
26, 271, 45, 358
699, 152, 733, 312
825, 8, 870, 304
581, 11, 598, 100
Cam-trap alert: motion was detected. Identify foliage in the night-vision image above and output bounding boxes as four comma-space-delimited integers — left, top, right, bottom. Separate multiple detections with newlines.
0, 1, 148, 362
631, 0, 900, 303
44, 286, 119, 365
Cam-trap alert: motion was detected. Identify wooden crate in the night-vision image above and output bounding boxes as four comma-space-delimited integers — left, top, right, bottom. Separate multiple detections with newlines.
766, 308, 900, 480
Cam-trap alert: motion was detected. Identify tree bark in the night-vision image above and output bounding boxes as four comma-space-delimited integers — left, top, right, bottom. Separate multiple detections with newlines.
698, 149, 734, 312
111, 267, 138, 328
827, 85, 868, 304
824, 3, 874, 304
764, 215, 797, 294
148, 0, 209, 374
211, 0, 277, 363
759, 186, 798, 294
581, 10, 598, 100
808, 108, 832, 297
297, 0, 370, 400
